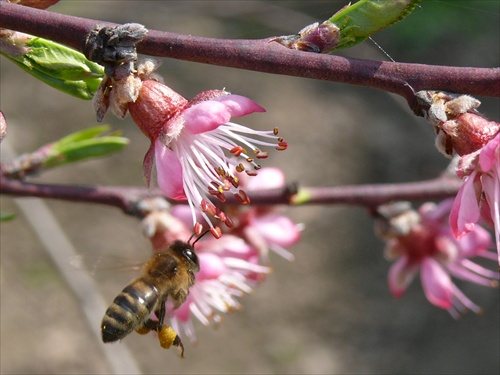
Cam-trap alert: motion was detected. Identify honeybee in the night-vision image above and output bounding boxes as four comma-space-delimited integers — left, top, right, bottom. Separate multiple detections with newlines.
101, 240, 200, 356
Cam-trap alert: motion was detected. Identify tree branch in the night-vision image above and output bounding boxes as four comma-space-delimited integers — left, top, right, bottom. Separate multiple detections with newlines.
0, 171, 462, 215
1, 1, 499, 109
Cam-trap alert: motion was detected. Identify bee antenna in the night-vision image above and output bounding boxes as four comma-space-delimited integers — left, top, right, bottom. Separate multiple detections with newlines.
189, 230, 210, 246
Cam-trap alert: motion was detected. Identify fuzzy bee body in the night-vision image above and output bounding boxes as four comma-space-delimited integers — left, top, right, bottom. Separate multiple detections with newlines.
101, 240, 200, 352
101, 278, 160, 342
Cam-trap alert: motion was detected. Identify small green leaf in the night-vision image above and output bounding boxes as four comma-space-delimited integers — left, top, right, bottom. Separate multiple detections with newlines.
327, 0, 422, 52
0, 212, 16, 221
1, 36, 104, 99
43, 125, 129, 168
291, 189, 312, 205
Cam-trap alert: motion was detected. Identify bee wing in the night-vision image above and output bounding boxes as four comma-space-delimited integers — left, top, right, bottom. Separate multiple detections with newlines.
70, 253, 146, 277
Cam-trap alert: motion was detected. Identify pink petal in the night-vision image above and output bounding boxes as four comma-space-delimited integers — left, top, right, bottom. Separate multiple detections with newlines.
251, 213, 301, 247
481, 173, 500, 261
215, 94, 266, 117
246, 167, 285, 190
172, 295, 192, 322
142, 142, 155, 187
478, 133, 499, 172
182, 100, 232, 134
154, 139, 187, 200
420, 258, 453, 309
388, 256, 417, 297
170, 205, 201, 227
198, 253, 226, 280
449, 172, 481, 238
455, 224, 493, 258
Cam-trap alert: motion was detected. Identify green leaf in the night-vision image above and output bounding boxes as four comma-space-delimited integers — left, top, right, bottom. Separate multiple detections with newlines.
0, 212, 16, 221
1, 36, 104, 99
327, 0, 422, 52
43, 125, 129, 168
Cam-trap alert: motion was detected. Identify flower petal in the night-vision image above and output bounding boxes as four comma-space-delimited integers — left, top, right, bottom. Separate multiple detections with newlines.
449, 171, 481, 238
251, 213, 301, 247
388, 256, 417, 297
182, 100, 232, 134
142, 142, 155, 187
246, 167, 285, 190
215, 94, 266, 117
155, 139, 187, 200
198, 253, 226, 280
420, 258, 453, 309
479, 133, 499, 172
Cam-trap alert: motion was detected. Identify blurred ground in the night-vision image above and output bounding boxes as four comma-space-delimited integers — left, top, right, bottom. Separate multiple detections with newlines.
1, 1, 499, 374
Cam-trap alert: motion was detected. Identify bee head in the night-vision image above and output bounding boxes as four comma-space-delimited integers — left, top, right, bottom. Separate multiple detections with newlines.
171, 240, 200, 273
182, 245, 200, 273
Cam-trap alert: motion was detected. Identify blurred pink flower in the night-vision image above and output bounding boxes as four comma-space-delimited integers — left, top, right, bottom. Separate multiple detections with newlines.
141, 204, 275, 343
165, 235, 270, 343
129, 80, 287, 237
230, 167, 301, 261
384, 200, 498, 318
450, 133, 500, 266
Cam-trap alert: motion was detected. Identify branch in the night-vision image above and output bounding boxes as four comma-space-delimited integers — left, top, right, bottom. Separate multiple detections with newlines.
1, 2, 499, 108
0, 171, 462, 215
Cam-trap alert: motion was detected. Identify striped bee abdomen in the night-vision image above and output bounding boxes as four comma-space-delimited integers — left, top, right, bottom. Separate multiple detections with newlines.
101, 278, 159, 343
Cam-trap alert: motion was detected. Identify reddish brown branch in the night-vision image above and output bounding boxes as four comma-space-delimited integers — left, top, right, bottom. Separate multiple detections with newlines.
1, 1, 499, 107
0, 171, 462, 214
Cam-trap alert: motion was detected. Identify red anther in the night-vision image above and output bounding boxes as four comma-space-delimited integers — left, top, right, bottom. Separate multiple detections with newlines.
210, 226, 222, 239
208, 188, 219, 196
236, 164, 244, 173
252, 149, 260, 154
246, 157, 254, 163
256, 151, 268, 159
217, 192, 226, 202
230, 146, 245, 157
194, 222, 204, 236
218, 211, 227, 223
206, 203, 217, 216
234, 192, 245, 204
222, 179, 231, 191
224, 215, 235, 228
276, 141, 288, 150
245, 170, 258, 177
201, 199, 209, 212
231, 177, 239, 188
273, 127, 279, 135
278, 137, 284, 142
237, 189, 250, 205
254, 164, 262, 170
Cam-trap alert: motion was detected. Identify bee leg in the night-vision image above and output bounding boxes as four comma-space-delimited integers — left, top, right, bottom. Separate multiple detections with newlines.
154, 297, 185, 357
158, 326, 185, 357
156, 296, 167, 328
136, 319, 158, 335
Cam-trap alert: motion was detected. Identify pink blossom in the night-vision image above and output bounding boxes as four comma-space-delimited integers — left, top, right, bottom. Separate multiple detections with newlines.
230, 167, 301, 261
383, 200, 498, 317
128, 79, 287, 236
450, 133, 500, 265
165, 235, 270, 343
140, 204, 272, 343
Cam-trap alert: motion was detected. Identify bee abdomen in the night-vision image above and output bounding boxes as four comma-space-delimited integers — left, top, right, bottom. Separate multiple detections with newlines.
101, 278, 159, 343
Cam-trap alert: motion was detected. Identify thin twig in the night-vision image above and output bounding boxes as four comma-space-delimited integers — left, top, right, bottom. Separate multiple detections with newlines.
0, 170, 462, 212
1, 2, 499, 107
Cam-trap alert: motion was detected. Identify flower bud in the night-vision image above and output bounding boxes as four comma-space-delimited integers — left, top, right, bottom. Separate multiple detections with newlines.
128, 80, 188, 141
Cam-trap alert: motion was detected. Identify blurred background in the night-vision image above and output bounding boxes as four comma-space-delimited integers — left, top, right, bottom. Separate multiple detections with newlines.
1, 1, 499, 374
